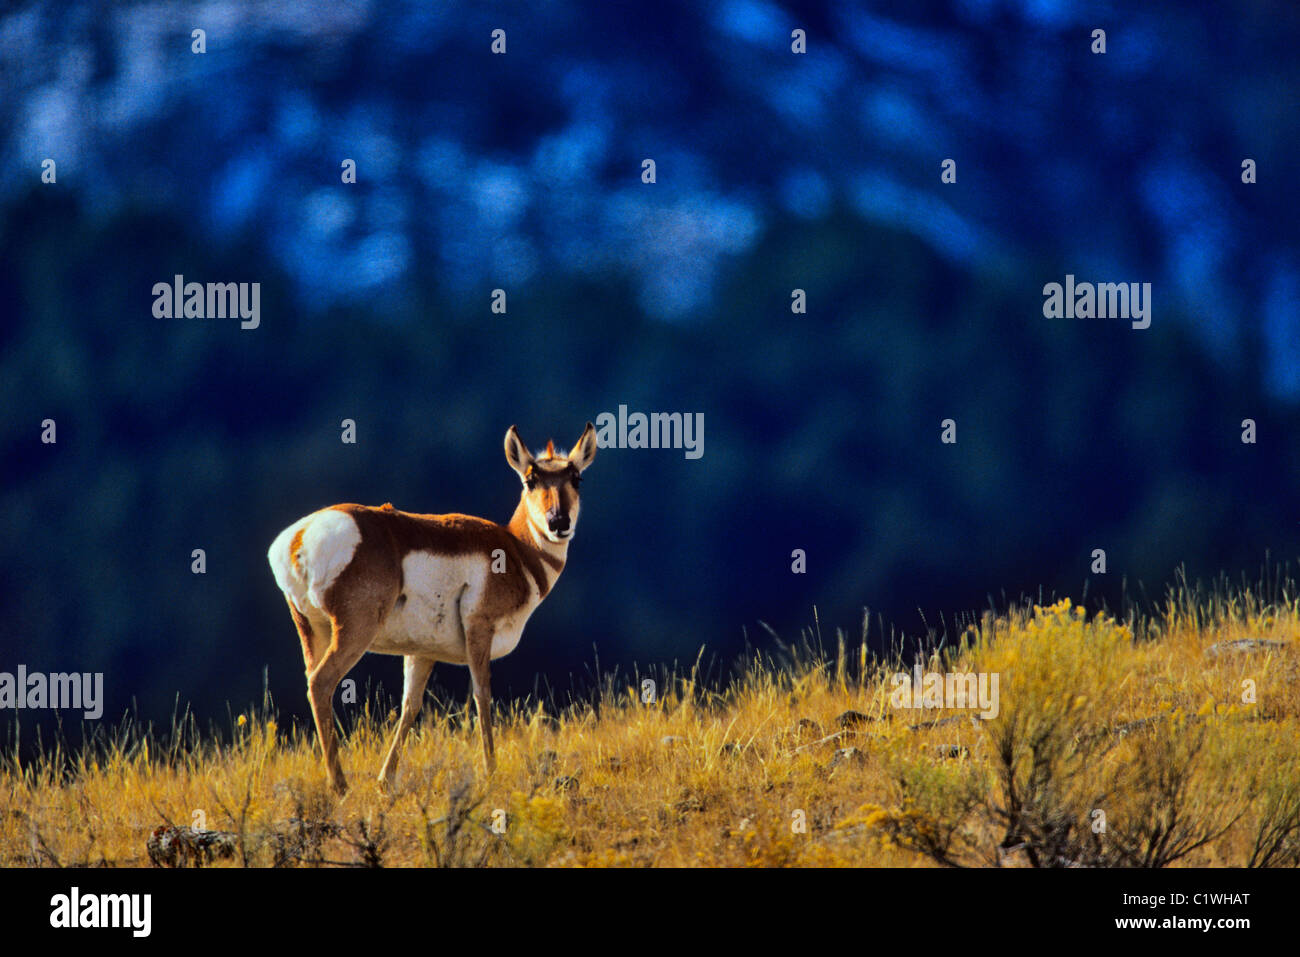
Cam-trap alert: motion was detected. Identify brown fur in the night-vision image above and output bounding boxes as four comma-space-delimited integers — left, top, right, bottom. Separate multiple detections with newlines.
289, 528, 305, 574
276, 423, 597, 795
324, 504, 557, 611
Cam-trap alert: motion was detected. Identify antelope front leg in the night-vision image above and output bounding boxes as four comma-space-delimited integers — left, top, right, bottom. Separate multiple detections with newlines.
379, 655, 436, 788
466, 625, 496, 774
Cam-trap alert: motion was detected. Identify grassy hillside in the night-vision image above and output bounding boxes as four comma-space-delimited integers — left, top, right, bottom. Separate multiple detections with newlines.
3, 577, 1299, 867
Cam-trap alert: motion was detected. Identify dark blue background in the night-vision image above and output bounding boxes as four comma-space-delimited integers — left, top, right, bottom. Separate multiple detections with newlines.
1, 0, 1297, 740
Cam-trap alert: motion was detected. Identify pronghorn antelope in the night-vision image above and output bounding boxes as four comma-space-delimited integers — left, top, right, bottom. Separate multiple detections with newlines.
267, 423, 597, 794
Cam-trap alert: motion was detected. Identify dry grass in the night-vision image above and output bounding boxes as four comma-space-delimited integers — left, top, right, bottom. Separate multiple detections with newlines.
3, 571, 1300, 867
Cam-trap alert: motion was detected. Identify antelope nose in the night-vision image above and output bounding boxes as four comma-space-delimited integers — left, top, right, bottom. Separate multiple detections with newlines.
547, 513, 570, 533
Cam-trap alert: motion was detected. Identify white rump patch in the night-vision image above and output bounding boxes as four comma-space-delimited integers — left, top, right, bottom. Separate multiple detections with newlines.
267, 509, 362, 613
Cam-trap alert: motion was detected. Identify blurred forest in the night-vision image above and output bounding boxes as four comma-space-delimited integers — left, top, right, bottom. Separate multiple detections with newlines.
0, 0, 1298, 735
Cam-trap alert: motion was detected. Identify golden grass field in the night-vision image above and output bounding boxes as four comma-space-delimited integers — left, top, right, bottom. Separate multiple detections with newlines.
3, 574, 1299, 868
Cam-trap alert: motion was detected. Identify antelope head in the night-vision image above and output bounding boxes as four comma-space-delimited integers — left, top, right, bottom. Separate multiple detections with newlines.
504, 422, 598, 543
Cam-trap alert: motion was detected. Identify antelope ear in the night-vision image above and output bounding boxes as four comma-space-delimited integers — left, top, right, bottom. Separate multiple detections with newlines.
568, 422, 598, 472
504, 425, 534, 479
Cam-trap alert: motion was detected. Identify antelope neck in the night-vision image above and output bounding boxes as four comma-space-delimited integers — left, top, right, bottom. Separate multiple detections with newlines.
508, 500, 569, 571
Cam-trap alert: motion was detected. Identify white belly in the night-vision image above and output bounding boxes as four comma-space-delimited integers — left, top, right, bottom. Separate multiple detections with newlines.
367, 551, 538, 663
488, 614, 529, 659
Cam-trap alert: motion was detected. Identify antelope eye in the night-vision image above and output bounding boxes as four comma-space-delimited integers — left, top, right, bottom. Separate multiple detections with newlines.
570, 473, 582, 489
525, 474, 537, 490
